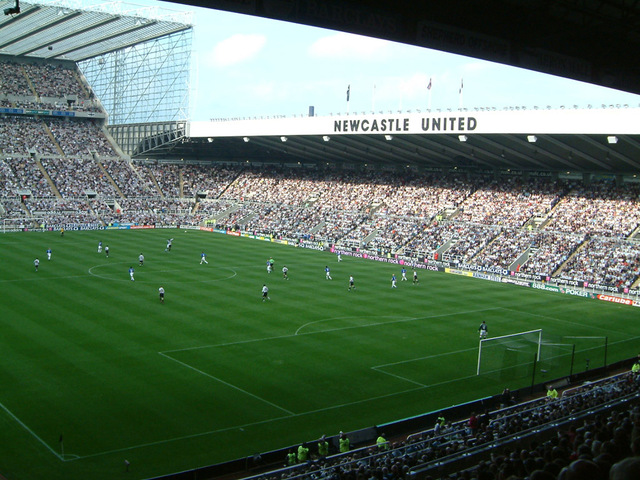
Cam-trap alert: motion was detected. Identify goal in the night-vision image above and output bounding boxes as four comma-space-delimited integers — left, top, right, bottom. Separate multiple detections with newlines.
476, 329, 542, 376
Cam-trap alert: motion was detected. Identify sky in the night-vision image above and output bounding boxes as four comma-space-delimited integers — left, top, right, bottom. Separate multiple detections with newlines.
60, 0, 640, 121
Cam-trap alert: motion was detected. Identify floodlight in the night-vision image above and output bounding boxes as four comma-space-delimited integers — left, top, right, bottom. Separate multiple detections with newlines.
527, 135, 537, 143
243, 137, 250, 142
322, 136, 330, 142
280, 136, 287, 142
458, 135, 468, 142
607, 136, 618, 144
384, 135, 393, 141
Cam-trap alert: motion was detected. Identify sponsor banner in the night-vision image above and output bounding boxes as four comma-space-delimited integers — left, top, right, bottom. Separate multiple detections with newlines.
51, 110, 76, 117
597, 294, 634, 306
445, 268, 472, 277
473, 272, 502, 282
226, 230, 241, 236
559, 287, 597, 299
199, 226, 214, 232
501, 278, 530, 287
105, 225, 130, 230
531, 282, 561, 293
130, 225, 155, 229
25, 109, 51, 115
461, 263, 509, 276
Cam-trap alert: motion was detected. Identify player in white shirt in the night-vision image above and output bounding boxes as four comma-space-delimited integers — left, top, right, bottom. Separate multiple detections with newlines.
337, 253, 342, 262
165, 238, 173, 252
348, 275, 355, 291
139, 253, 144, 266
282, 266, 289, 279
262, 284, 270, 301
158, 286, 165, 303
34, 258, 40, 272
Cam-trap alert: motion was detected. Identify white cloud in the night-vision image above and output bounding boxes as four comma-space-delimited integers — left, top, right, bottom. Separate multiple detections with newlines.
207, 34, 267, 67
308, 32, 391, 60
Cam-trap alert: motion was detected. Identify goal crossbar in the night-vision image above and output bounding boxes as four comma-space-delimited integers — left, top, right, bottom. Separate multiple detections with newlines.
477, 329, 542, 375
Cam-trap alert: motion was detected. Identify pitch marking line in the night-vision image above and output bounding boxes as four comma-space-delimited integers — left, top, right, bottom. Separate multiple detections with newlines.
372, 346, 480, 387
295, 307, 503, 335
0, 400, 63, 461
48, 336, 638, 463
87, 263, 238, 283
498, 307, 629, 336
158, 352, 294, 416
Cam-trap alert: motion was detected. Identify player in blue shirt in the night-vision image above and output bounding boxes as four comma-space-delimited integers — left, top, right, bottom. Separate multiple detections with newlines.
129, 266, 135, 281
200, 252, 208, 264
325, 266, 332, 280
391, 274, 397, 288
46, 248, 52, 260
401, 267, 407, 281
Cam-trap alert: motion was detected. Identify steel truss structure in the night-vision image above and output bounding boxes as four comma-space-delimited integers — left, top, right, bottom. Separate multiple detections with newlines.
79, 28, 192, 125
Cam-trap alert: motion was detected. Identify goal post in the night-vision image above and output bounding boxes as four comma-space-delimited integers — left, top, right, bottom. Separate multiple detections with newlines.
477, 329, 542, 376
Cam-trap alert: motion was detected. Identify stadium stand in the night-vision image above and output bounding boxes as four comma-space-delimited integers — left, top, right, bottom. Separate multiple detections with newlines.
3, 47, 640, 480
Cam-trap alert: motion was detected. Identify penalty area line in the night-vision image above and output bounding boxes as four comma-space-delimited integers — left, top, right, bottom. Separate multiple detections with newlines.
0, 400, 63, 461
158, 352, 295, 416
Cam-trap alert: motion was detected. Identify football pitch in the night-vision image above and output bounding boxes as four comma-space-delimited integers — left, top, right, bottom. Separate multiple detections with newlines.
0, 228, 638, 480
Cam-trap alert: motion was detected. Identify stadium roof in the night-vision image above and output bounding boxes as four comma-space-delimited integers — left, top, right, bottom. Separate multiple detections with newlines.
0, 0, 191, 62
137, 108, 640, 174
171, 0, 640, 97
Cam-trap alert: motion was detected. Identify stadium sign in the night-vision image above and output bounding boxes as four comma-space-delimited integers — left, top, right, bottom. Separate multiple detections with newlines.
191, 108, 640, 138
332, 116, 477, 133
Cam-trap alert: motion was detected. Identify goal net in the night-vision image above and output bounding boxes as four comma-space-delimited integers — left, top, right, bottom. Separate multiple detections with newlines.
536, 335, 608, 378
477, 329, 542, 379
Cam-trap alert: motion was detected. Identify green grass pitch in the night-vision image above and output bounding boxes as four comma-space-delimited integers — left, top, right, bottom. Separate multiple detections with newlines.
0, 228, 638, 480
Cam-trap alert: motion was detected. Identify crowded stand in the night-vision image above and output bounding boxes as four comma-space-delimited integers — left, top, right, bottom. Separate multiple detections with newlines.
45, 118, 116, 157
101, 158, 155, 197
40, 157, 118, 198
3, 157, 55, 197
518, 232, 585, 277
0, 158, 20, 196
443, 224, 501, 263
238, 368, 640, 480
3, 157, 640, 289
181, 164, 243, 199
0, 59, 33, 95
456, 178, 564, 227
557, 237, 640, 289
0, 116, 59, 155
472, 229, 535, 270
546, 182, 640, 238
21, 61, 88, 100
144, 163, 182, 198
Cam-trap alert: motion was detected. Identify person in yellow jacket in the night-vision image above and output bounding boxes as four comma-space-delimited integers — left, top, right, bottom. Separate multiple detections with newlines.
318, 435, 329, 458
376, 433, 390, 451
547, 387, 558, 400
297, 443, 310, 463
339, 431, 350, 453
